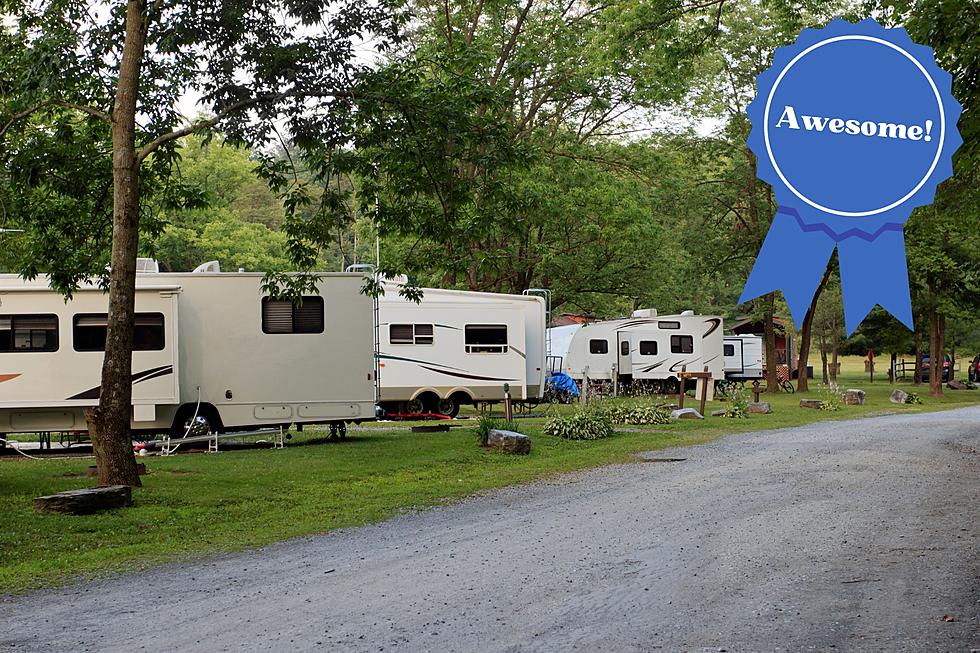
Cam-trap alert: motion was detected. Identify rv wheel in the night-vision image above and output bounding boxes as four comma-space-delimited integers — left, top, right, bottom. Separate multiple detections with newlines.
170, 405, 222, 441
406, 399, 425, 415
663, 378, 680, 395
436, 398, 459, 418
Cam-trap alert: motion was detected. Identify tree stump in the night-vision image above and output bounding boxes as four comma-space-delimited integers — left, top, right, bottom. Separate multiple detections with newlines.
33, 486, 133, 515
799, 399, 823, 409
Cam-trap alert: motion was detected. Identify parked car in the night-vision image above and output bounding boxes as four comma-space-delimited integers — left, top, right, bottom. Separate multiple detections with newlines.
969, 355, 979, 382
920, 354, 952, 383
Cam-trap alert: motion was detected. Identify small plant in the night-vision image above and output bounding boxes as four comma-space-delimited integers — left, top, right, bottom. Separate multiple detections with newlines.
905, 392, 923, 405
819, 383, 844, 411
543, 408, 614, 440
475, 415, 499, 446
964, 380, 977, 390
724, 385, 748, 418
594, 399, 670, 425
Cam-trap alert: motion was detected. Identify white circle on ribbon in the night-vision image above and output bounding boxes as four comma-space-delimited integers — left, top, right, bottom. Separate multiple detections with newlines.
763, 34, 946, 218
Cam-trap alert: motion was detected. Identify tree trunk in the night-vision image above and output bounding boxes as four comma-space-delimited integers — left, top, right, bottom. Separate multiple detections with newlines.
913, 330, 922, 385
763, 293, 778, 394
796, 262, 833, 392
928, 274, 942, 398
830, 336, 839, 384
88, 0, 148, 488
820, 347, 828, 384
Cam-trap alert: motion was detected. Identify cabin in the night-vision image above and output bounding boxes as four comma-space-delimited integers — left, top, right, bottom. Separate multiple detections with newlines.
0, 266, 376, 437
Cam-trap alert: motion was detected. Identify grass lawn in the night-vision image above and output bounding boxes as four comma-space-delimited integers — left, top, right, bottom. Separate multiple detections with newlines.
1, 356, 978, 595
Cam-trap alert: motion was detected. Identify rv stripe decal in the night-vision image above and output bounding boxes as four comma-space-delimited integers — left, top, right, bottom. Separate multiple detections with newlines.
418, 365, 516, 382
703, 318, 721, 337
637, 362, 665, 373
377, 353, 468, 372
66, 365, 174, 401
0, 374, 21, 383
511, 346, 526, 359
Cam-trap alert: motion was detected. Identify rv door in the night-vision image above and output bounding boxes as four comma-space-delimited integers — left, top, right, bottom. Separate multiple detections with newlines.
616, 332, 631, 379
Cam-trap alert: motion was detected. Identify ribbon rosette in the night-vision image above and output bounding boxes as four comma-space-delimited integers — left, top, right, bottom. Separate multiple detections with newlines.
739, 18, 962, 334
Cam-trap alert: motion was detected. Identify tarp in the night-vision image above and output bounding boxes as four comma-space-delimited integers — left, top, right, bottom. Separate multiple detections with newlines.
548, 372, 579, 397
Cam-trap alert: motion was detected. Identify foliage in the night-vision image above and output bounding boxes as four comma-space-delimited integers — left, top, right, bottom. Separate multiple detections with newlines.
905, 392, 923, 405
544, 408, 614, 440
725, 385, 749, 419
475, 415, 499, 447
597, 400, 671, 425
819, 384, 844, 411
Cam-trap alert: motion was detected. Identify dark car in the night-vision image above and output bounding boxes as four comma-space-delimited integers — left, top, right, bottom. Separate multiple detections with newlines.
920, 354, 952, 383
969, 355, 980, 383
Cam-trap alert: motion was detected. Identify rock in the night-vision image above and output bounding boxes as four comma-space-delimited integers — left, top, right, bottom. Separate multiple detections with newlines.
711, 409, 727, 417
947, 379, 967, 390
487, 429, 531, 454
799, 399, 823, 409
671, 408, 703, 420
747, 402, 772, 414
33, 485, 133, 515
889, 389, 908, 404
843, 389, 865, 405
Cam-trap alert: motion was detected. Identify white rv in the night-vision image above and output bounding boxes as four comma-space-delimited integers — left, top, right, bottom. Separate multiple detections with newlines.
559, 309, 724, 396
377, 285, 546, 416
0, 269, 376, 437
723, 334, 764, 381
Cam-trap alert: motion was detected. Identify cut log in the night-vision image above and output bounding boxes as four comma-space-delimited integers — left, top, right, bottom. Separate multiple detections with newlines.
799, 399, 823, 409
33, 485, 133, 515
843, 389, 866, 405
747, 402, 773, 414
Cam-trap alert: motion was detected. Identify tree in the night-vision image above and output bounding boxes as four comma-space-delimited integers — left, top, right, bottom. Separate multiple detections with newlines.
0, 0, 402, 486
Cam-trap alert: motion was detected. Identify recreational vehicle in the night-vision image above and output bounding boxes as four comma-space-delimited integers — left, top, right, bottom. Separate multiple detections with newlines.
0, 267, 376, 437
559, 309, 725, 396
723, 334, 764, 382
377, 284, 546, 416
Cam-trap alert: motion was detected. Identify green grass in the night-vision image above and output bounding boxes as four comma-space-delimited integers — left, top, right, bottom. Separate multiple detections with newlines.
1, 363, 978, 595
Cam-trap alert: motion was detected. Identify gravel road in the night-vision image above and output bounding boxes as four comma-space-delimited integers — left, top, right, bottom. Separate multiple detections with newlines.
3, 407, 979, 652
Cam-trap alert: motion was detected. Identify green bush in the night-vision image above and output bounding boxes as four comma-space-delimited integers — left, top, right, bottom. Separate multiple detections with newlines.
905, 392, 923, 405
725, 385, 748, 418
819, 384, 844, 411
544, 409, 614, 440
595, 399, 671, 425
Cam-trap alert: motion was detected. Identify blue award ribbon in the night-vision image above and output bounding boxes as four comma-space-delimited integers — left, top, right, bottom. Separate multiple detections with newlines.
738, 18, 962, 334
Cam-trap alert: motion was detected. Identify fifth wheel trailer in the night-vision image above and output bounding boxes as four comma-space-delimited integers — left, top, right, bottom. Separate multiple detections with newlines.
377, 284, 547, 416
723, 334, 764, 382
558, 309, 724, 396
0, 269, 376, 437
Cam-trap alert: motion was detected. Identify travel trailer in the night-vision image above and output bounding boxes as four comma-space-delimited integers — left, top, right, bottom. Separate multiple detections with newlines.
0, 266, 376, 437
558, 309, 725, 396
377, 284, 547, 416
723, 334, 764, 382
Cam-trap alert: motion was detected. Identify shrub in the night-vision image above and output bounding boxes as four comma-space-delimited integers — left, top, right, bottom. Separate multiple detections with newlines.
905, 392, 923, 405
544, 409, 614, 440
594, 400, 670, 425
725, 385, 748, 418
475, 415, 499, 446
820, 384, 844, 411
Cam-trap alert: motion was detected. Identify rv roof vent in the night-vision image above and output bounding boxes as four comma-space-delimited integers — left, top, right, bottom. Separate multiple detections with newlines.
192, 260, 221, 273
135, 258, 160, 274
681, 310, 694, 316
631, 308, 657, 318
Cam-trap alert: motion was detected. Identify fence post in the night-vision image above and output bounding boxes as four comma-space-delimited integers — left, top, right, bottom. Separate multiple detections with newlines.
504, 383, 513, 422
678, 365, 687, 409
699, 365, 709, 416
612, 363, 618, 398
581, 366, 589, 406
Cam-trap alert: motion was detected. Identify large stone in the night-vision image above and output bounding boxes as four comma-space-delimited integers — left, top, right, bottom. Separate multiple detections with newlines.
33, 485, 133, 515
747, 402, 772, 414
889, 389, 908, 404
710, 409, 727, 417
671, 408, 703, 420
947, 379, 968, 390
843, 389, 866, 405
487, 429, 531, 454
799, 399, 823, 409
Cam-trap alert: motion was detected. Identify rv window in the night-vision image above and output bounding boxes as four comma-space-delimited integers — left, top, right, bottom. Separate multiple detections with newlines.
0, 315, 59, 352
589, 339, 608, 355
261, 297, 324, 334
73, 313, 165, 351
639, 340, 658, 356
670, 335, 694, 354
620, 341, 630, 356
390, 324, 433, 345
465, 325, 508, 353
724, 344, 735, 357
658, 321, 681, 329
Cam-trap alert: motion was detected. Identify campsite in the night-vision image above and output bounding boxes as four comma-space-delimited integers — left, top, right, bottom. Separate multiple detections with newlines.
1, 0, 979, 650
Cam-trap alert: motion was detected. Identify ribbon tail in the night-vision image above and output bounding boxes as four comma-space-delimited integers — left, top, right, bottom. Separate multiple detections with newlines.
739, 209, 837, 328
838, 229, 913, 335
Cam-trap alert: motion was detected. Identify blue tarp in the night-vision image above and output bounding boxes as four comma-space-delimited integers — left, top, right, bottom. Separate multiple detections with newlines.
548, 372, 580, 397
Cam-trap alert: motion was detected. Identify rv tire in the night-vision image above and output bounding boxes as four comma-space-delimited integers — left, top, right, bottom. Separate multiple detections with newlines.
436, 398, 459, 418
170, 404, 223, 441
663, 378, 680, 395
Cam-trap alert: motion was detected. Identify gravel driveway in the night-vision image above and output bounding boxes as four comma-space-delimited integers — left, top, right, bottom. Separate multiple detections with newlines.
2, 407, 979, 652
